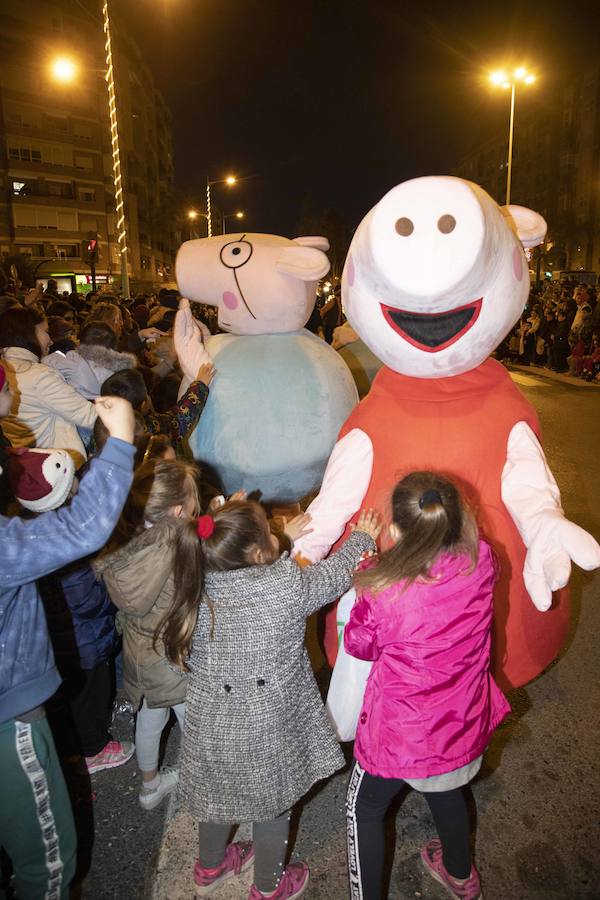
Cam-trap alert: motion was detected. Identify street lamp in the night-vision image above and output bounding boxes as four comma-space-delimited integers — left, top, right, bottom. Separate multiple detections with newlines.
489, 66, 537, 205
222, 211, 244, 234
206, 175, 237, 237
49, 0, 130, 299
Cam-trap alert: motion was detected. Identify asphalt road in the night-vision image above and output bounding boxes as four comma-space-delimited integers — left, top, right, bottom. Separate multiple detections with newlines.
70, 368, 600, 900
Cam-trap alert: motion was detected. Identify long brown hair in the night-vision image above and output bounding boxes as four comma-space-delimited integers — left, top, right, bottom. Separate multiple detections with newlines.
354, 471, 478, 595
162, 499, 279, 668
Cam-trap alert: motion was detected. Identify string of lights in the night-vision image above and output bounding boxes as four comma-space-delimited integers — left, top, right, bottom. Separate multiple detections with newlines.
103, 0, 129, 297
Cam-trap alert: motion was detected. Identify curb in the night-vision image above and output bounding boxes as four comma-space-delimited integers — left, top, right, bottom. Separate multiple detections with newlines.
505, 362, 600, 389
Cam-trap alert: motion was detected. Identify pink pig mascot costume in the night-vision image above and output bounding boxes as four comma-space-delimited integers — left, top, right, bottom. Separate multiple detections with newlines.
294, 176, 600, 691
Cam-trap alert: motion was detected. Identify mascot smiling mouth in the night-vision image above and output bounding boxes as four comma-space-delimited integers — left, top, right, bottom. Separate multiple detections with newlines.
380, 299, 482, 353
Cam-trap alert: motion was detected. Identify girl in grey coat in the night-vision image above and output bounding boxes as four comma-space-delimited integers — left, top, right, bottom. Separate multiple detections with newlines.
169, 499, 381, 900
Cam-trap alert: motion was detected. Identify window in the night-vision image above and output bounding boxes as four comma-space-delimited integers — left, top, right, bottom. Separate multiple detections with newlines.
15, 244, 44, 257
37, 209, 59, 229
141, 255, 151, 270
9, 144, 43, 163
74, 154, 94, 170
45, 115, 68, 132
73, 122, 92, 140
12, 180, 32, 196
78, 188, 95, 202
57, 211, 77, 231
55, 244, 79, 258
46, 181, 74, 199
1, 246, 10, 257
79, 215, 98, 233
13, 207, 38, 227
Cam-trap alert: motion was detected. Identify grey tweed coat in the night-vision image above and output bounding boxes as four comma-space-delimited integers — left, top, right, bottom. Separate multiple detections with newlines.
178, 530, 374, 823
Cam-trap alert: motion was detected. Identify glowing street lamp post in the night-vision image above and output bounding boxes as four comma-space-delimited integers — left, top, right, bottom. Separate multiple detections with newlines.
489, 67, 536, 205
222, 211, 244, 234
49, 3, 131, 298
206, 175, 236, 237
103, 0, 129, 299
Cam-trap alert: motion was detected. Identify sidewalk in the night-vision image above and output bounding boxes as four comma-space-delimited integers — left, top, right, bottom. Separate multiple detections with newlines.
505, 361, 600, 389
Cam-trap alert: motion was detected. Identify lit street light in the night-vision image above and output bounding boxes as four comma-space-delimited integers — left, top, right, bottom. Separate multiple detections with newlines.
49, 0, 130, 298
50, 56, 78, 83
206, 175, 237, 237
222, 211, 244, 234
489, 66, 537, 205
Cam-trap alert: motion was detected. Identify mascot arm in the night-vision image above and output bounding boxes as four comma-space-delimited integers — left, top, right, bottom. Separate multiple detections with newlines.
292, 428, 374, 563
173, 297, 213, 383
501, 420, 600, 612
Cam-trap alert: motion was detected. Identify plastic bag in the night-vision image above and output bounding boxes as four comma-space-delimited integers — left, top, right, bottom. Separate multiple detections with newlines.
326, 588, 372, 742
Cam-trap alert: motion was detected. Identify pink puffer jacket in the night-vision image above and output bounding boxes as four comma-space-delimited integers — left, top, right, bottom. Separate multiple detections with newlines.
345, 538, 510, 780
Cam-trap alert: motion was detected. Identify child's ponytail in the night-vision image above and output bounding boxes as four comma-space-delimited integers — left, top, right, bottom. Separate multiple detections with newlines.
155, 516, 209, 669
354, 471, 478, 595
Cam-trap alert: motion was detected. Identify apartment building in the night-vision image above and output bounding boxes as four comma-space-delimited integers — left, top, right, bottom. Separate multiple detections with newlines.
455, 62, 600, 275
0, 0, 176, 294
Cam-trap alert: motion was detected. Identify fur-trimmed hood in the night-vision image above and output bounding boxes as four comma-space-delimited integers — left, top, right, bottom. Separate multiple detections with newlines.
77, 344, 137, 374
44, 345, 138, 399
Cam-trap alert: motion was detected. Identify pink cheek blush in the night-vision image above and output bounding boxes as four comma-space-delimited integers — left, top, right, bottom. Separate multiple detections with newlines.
223, 291, 239, 310
512, 247, 523, 282
347, 255, 355, 287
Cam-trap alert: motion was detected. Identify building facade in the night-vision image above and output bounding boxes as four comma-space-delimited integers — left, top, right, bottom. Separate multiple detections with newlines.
0, 0, 176, 295
455, 62, 600, 276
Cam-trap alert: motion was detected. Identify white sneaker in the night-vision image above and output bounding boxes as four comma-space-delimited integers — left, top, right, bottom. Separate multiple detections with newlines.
138, 766, 179, 810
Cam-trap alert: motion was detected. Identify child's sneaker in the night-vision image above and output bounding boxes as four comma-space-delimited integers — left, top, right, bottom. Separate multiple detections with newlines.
248, 862, 309, 899
420, 839, 482, 900
139, 766, 179, 810
194, 841, 254, 896
85, 740, 134, 774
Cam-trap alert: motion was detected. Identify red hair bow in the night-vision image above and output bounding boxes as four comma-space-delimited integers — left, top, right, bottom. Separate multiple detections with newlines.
196, 514, 215, 540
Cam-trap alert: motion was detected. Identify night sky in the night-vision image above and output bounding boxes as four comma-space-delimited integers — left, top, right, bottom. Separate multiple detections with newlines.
122, 0, 599, 236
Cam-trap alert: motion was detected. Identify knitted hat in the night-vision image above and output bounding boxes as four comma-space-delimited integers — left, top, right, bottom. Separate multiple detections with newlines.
8, 447, 75, 512
160, 291, 180, 311
0, 363, 5, 392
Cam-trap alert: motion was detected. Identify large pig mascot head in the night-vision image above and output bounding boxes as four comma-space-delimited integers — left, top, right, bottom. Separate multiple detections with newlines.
177, 234, 331, 335
176, 233, 358, 502
343, 175, 546, 376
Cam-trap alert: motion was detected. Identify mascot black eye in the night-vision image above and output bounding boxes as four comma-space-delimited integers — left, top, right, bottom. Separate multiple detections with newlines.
220, 239, 253, 269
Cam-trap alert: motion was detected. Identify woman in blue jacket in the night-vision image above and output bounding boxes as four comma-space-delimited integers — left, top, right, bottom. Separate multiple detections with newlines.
0, 397, 135, 900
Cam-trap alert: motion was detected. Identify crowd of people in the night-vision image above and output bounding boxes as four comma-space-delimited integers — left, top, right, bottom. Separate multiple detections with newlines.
498, 278, 600, 381
0, 271, 586, 900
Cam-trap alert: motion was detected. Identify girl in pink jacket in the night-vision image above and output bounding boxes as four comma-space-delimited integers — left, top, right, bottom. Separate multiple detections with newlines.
344, 471, 510, 900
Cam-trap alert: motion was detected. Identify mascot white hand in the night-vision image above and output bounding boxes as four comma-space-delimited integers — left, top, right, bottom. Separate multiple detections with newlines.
173, 297, 212, 383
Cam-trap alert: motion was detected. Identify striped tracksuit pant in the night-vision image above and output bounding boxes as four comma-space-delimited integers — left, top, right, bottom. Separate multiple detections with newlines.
0, 715, 76, 900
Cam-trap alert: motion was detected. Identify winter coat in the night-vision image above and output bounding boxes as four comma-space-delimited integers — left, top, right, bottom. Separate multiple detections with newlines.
39, 560, 118, 672
44, 344, 138, 399
0, 438, 135, 723
345, 538, 510, 780
93, 519, 187, 710
1, 347, 97, 467
178, 530, 374, 823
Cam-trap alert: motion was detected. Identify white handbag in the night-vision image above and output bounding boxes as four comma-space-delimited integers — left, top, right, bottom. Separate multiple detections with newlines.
325, 588, 373, 742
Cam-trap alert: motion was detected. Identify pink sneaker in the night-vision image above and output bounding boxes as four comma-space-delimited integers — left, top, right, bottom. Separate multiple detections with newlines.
248, 862, 309, 899
194, 841, 254, 896
85, 740, 134, 774
420, 839, 482, 900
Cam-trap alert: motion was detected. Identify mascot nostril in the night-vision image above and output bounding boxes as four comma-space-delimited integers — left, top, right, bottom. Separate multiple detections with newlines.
395, 217, 414, 236
437, 214, 456, 233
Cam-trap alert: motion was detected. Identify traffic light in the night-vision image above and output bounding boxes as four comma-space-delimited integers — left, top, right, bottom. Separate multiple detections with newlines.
82, 234, 99, 264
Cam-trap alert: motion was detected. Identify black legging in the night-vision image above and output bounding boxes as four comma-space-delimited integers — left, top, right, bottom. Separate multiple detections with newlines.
346, 761, 471, 900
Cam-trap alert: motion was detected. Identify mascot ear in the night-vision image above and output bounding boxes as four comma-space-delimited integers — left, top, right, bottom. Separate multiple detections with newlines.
292, 236, 330, 252
502, 205, 547, 249
277, 245, 331, 281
